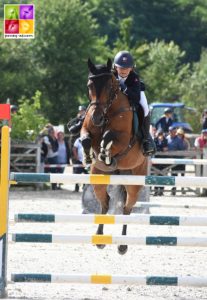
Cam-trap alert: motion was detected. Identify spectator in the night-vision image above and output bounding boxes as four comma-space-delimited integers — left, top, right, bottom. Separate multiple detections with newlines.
10, 105, 18, 114
67, 105, 86, 136
166, 126, 187, 151
201, 109, 207, 130
44, 126, 59, 190
72, 137, 88, 192
37, 123, 53, 172
176, 127, 190, 194
176, 127, 190, 150
150, 126, 157, 140
167, 126, 188, 195
38, 135, 48, 172
56, 130, 71, 189
67, 105, 87, 158
155, 108, 173, 134
9, 104, 18, 128
194, 129, 207, 151
153, 129, 168, 196
194, 129, 207, 196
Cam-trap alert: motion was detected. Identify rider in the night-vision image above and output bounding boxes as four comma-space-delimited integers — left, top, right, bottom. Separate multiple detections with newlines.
113, 50, 156, 156
68, 51, 156, 156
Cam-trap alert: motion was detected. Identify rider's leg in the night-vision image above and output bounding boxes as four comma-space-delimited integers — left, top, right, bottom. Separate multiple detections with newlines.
141, 113, 156, 156
139, 92, 156, 156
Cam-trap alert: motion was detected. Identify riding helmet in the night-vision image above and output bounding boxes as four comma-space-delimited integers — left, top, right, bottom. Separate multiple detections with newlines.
164, 108, 173, 114
114, 51, 134, 68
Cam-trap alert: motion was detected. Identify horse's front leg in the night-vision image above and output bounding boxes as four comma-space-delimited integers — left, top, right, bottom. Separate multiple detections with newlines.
81, 134, 94, 164
118, 185, 142, 255
98, 130, 116, 166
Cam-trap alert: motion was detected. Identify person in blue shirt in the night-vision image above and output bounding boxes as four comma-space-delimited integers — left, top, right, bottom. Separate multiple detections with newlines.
166, 126, 187, 151
166, 126, 188, 195
155, 108, 173, 134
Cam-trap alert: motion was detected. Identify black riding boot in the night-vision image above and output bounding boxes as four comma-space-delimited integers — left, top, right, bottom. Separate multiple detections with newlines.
67, 118, 84, 135
141, 114, 156, 156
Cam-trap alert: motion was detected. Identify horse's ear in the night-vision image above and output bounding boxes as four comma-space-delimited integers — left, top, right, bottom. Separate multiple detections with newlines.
107, 58, 112, 71
88, 58, 96, 73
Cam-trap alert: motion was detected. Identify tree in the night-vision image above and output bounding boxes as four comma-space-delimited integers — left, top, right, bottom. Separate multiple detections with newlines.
140, 40, 189, 102
31, 0, 107, 124
11, 91, 48, 141
87, 0, 207, 62
181, 49, 207, 132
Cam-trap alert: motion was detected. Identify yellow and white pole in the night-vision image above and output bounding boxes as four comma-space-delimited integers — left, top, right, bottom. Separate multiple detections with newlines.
0, 126, 10, 297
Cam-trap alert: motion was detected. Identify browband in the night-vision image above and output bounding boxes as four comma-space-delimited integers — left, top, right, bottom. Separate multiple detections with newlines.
88, 72, 112, 79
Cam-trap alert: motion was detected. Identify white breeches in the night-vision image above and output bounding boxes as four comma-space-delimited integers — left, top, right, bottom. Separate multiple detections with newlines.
140, 91, 149, 117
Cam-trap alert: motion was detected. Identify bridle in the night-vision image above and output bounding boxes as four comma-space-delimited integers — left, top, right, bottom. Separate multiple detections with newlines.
87, 72, 119, 118
86, 70, 137, 161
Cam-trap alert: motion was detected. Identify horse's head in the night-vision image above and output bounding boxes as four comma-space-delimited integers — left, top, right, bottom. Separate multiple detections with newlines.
87, 58, 118, 127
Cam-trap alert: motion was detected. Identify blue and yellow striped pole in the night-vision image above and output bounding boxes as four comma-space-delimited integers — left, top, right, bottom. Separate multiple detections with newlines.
0, 126, 10, 297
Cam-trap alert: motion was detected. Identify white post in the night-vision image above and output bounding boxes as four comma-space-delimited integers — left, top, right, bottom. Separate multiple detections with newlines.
203, 148, 207, 195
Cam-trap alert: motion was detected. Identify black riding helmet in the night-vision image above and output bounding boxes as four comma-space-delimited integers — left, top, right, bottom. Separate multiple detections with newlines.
114, 51, 134, 68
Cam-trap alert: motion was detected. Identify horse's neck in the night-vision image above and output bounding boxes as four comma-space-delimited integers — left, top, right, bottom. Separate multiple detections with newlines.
113, 91, 130, 108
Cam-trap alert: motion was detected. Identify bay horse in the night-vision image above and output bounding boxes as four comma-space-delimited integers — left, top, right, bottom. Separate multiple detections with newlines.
80, 58, 148, 254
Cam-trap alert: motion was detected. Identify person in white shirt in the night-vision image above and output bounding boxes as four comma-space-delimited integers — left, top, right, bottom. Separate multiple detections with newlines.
72, 137, 87, 192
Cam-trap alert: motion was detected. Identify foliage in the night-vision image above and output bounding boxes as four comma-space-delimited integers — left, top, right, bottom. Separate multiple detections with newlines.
31, 0, 107, 124
181, 49, 207, 132
0, 41, 41, 106
0, 0, 207, 132
140, 41, 190, 102
88, 0, 207, 62
10, 91, 48, 142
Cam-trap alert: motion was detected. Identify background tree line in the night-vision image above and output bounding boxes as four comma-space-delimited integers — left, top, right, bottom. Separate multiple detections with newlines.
0, 0, 207, 135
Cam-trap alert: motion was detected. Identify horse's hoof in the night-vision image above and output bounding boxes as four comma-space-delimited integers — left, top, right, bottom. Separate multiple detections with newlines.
96, 244, 106, 249
118, 245, 128, 255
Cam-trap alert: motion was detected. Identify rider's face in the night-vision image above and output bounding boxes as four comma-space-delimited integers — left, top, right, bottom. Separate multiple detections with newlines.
116, 66, 132, 78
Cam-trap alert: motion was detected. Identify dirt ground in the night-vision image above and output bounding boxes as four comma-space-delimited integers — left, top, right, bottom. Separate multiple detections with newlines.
5, 184, 207, 300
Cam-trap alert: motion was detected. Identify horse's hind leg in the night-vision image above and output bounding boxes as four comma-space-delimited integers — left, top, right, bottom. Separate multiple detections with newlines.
118, 186, 141, 255
93, 184, 110, 249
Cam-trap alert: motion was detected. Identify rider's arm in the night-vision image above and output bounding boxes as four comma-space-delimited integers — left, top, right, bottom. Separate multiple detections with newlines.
124, 72, 144, 105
